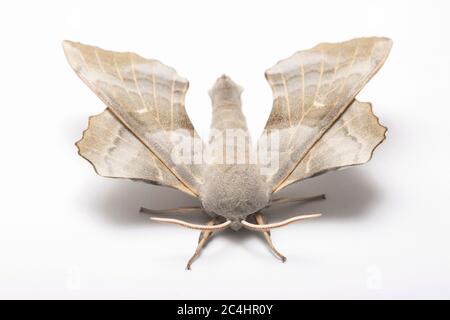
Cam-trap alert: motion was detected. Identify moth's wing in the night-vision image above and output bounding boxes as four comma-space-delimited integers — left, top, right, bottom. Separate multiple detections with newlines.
63, 41, 203, 196
77, 109, 195, 196
276, 100, 386, 190
260, 37, 392, 193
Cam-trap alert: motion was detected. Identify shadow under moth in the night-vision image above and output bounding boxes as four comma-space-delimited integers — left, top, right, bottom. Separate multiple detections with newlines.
63, 37, 392, 269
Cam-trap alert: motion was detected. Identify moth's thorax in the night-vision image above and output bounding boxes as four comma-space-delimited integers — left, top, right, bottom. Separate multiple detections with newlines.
200, 164, 270, 231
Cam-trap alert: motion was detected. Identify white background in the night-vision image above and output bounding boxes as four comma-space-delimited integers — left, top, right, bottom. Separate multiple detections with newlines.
0, 0, 449, 299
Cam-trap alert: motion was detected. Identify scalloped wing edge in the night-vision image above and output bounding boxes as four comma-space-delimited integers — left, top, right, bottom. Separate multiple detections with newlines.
75, 109, 197, 197
274, 100, 387, 192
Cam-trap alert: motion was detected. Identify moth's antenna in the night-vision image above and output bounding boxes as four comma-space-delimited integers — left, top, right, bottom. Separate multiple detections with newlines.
241, 213, 321, 231
150, 217, 231, 231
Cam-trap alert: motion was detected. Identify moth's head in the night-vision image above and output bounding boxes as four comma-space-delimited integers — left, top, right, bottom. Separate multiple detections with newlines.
208, 74, 243, 107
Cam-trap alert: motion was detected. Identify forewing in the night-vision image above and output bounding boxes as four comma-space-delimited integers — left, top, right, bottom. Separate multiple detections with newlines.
261, 37, 392, 193
64, 41, 203, 196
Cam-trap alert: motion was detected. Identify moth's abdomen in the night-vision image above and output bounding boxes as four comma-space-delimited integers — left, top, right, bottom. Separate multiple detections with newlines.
207, 75, 253, 166
208, 75, 248, 131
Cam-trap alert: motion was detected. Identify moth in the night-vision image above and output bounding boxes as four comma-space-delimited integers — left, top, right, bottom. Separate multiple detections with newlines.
63, 37, 392, 269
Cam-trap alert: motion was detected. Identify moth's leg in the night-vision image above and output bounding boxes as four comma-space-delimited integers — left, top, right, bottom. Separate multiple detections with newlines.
254, 212, 287, 263
140, 206, 202, 215
186, 218, 217, 270
269, 194, 326, 207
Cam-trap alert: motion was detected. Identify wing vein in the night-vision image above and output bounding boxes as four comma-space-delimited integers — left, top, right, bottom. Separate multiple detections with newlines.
93, 48, 106, 73
152, 72, 160, 122
280, 71, 292, 127
170, 75, 175, 130
129, 53, 148, 112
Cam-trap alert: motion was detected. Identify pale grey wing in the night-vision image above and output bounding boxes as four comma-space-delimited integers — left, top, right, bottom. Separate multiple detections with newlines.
63, 41, 203, 196
260, 37, 392, 193
76, 109, 196, 196
277, 100, 387, 191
